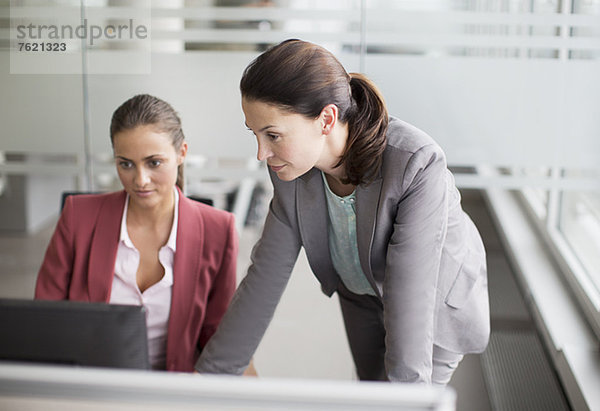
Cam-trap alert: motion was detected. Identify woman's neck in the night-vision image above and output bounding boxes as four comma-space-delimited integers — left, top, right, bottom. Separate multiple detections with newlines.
318, 122, 357, 196
324, 173, 356, 197
318, 121, 356, 190
318, 121, 349, 178
127, 191, 175, 229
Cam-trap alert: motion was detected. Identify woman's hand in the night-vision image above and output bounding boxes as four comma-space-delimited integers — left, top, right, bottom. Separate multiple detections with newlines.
243, 359, 258, 377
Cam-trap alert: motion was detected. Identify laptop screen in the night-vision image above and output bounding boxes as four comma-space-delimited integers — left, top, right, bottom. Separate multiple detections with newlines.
0, 298, 149, 370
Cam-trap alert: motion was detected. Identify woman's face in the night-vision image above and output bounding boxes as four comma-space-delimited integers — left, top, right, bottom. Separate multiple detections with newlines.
242, 98, 327, 181
113, 124, 186, 209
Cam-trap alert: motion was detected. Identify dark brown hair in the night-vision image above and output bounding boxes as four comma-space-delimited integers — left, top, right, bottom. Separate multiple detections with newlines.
240, 39, 388, 185
110, 94, 185, 191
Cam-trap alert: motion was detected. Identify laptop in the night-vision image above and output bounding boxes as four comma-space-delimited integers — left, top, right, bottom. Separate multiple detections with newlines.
0, 298, 149, 370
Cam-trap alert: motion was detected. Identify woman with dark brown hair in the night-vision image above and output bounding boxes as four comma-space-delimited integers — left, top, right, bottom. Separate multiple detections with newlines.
195, 39, 490, 385
36, 94, 238, 372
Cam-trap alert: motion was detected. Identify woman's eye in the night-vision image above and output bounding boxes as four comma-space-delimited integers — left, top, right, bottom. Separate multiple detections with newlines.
119, 161, 133, 169
149, 159, 162, 168
267, 133, 279, 141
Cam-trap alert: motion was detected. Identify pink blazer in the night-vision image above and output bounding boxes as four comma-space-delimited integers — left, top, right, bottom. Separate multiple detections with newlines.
35, 188, 238, 372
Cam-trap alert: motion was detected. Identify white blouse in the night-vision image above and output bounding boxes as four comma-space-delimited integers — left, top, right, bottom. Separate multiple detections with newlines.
109, 187, 178, 370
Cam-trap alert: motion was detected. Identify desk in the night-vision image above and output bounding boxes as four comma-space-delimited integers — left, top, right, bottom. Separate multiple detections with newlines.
0, 362, 455, 411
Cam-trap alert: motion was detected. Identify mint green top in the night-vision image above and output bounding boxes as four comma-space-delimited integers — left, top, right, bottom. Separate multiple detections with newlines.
322, 172, 376, 296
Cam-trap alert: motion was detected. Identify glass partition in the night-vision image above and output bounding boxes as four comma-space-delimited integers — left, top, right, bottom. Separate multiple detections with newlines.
0, 0, 599, 344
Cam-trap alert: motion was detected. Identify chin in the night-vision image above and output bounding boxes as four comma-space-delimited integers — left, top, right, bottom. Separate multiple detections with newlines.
275, 171, 301, 182
275, 167, 312, 182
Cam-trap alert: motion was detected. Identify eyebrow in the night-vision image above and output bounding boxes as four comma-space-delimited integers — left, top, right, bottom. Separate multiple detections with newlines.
115, 154, 163, 161
245, 123, 275, 133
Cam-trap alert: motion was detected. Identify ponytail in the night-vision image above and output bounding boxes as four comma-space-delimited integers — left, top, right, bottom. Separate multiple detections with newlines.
176, 164, 184, 192
337, 73, 388, 186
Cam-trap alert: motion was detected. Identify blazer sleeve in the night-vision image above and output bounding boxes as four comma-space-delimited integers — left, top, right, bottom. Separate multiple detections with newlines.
35, 196, 75, 300
195, 174, 302, 375
383, 144, 449, 383
197, 212, 238, 349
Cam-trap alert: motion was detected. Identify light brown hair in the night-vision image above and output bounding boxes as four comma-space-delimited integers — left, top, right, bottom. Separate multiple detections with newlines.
110, 94, 185, 190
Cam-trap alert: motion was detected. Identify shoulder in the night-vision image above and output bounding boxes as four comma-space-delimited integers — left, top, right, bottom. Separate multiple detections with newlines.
62, 190, 125, 219
55, 191, 125, 241
66, 190, 125, 206
380, 117, 448, 190
180, 194, 235, 229
384, 117, 446, 164
385, 117, 441, 155
178, 196, 237, 256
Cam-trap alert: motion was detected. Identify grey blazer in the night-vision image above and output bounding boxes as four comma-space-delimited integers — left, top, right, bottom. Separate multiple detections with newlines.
196, 117, 490, 382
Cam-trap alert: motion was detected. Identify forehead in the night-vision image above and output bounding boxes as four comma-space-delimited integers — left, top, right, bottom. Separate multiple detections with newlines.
242, 99, 282, 119
242, 99, 308, 129
242, 98, 294, 119
113, 124, 174, 155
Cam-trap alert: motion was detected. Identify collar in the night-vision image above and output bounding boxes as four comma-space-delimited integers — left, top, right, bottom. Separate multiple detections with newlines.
299, 165, 383, 186
119, 186, 179, 251
321, 170, 357, 201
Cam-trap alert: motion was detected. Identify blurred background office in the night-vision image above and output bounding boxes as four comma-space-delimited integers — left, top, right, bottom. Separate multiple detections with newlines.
0, 0, 599, 410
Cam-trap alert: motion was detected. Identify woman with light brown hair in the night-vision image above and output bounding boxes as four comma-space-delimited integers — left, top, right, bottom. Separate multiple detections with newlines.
36, 94, 238, 372
195, 39, 490, 385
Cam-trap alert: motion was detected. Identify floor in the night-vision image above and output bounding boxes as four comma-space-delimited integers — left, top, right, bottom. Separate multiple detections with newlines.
0, 188, 571, 410
457, 190, 570, 411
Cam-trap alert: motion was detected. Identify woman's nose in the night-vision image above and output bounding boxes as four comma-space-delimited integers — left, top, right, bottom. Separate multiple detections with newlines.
134, 167, 150, 187
256, 139, 272, 162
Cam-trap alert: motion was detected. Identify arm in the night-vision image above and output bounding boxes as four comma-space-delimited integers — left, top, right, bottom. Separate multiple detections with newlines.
195, 181, 302, 375
383, 145, 448, 383
35, 196, 75, 299
197, 213, 238, 349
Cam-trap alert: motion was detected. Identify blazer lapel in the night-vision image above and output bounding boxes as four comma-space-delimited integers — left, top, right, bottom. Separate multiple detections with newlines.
87, 191, 125, 302
297, 169, 338, 296
355, 176, 383, 297
167, 190, 201, 360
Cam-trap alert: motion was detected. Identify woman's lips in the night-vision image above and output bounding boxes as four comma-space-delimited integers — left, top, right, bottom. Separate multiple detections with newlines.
270, 165, 285, 172
135, 190, 153, 197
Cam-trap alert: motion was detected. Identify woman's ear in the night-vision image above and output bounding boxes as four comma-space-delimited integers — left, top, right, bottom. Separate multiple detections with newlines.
178, 141, 188, 165
320, 104, 338, 135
